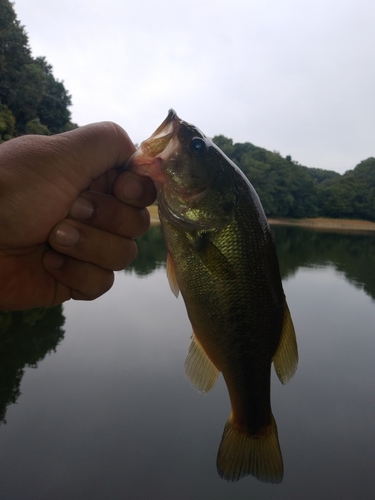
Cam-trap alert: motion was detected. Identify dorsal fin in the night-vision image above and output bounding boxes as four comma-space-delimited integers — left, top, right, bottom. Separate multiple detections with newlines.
184, 333, 220, 394
272, 301, 298, 385
166, 251, 179, 297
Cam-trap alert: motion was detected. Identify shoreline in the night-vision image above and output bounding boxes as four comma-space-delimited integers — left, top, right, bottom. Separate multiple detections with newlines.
267, 217, 375, 232
147, 205, 375, 232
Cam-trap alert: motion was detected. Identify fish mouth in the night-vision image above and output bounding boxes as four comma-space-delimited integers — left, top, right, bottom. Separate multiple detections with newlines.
138, 109, 180, 159
124, 109, 181, 185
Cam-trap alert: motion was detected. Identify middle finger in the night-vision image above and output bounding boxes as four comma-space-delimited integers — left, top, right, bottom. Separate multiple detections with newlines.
48, 219, 137, 271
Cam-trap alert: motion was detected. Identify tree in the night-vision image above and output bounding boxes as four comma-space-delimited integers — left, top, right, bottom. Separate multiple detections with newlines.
213, 136, 319, 218
319, 158, 375, 221
212, 135, 375, 222
0, 0, 76, 135
0, 0, 31, 109
0, 102, 15, 141
35, 57, 73, 134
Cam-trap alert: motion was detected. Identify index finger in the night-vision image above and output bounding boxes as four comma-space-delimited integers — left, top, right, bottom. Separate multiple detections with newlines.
112, 170, 157, 208
50, 122, 137, 192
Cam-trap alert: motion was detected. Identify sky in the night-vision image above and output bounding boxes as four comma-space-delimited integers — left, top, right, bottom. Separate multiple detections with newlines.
13, 0, 375, 174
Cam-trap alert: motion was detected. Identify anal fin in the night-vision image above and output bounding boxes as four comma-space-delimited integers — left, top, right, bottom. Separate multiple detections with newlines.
273, 300, 298, 385
184, 333, 219, 394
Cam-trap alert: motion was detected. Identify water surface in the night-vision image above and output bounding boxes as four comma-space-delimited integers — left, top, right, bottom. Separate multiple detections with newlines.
1, 225, 375, 499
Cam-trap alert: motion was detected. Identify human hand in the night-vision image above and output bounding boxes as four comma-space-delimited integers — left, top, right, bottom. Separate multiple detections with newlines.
0, 122, 156, 310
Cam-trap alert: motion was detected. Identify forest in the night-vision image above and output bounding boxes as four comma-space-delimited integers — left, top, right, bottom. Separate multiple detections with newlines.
213, 136, 375, 221
1, 0, 374, 221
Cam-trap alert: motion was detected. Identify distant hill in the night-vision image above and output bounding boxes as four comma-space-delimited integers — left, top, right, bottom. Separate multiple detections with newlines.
213, 135, 375, 222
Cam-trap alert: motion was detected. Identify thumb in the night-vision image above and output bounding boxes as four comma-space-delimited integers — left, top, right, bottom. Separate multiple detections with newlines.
0, 122, 136, 246
50, 122, 136, 191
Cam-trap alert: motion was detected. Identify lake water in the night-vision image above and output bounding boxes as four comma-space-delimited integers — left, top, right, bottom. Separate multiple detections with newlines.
1, 224, 375, 500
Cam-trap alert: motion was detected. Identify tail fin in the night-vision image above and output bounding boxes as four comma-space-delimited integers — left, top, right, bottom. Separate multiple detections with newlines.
216, 413, 283, 483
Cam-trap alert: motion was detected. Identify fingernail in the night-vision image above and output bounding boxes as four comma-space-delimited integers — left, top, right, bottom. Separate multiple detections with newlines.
44, 251, 64, 269
54, 223, 80, 246
69, 197, 94, 219
123, 177, 143, 199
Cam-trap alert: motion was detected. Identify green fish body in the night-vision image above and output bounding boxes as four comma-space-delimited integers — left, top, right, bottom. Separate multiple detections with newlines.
128, 110, 298, 483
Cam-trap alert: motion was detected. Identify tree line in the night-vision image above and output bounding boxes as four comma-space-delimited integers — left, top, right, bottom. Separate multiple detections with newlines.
213, 136, 375, 222
0, 0, 76, 141
1, 0, 374, 222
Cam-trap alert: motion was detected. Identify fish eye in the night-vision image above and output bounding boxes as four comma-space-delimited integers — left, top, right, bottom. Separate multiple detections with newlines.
189, 137, 207, 155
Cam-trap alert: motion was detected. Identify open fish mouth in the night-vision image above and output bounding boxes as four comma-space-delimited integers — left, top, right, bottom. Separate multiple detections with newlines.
124, 110, 182, 189
145, 109, 179, 147
130, 109, 180, 162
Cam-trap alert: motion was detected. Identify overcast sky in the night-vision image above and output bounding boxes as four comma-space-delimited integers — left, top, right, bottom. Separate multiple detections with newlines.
13, 0, 375, 173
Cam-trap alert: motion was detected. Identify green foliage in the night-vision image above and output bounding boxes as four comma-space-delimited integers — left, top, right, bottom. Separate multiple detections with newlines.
306, 167, 341, 186
212, 135, 375, 222
35, 57, 74, 134
318, 158, 375, 221
0, 0, 75, 136
0, 0, 31, 103
0, 102, 15, 141
25, 117, 50, 135
213, 136, 319, 218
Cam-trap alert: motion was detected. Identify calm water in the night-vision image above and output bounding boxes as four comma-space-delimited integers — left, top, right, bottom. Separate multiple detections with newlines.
1, 225, 375, 499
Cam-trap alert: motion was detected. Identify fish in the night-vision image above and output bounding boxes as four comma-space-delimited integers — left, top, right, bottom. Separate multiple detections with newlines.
126, 109, 298, 483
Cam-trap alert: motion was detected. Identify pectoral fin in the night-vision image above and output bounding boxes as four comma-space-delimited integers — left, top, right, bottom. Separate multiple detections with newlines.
166, 251, 179, 297
189, 234, 234, 280
184, 333, 219, 394
272, 301, 298, 385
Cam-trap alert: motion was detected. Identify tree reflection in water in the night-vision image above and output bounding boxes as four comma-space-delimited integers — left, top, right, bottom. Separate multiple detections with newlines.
272, 225, 375, 301
126, 225, 167, 276
129, 224, 375, 302
1, 224, 374, 426
0, 305, 65, 424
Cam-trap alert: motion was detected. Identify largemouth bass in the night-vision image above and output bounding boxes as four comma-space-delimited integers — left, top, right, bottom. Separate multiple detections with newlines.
127, 110, 298, 483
